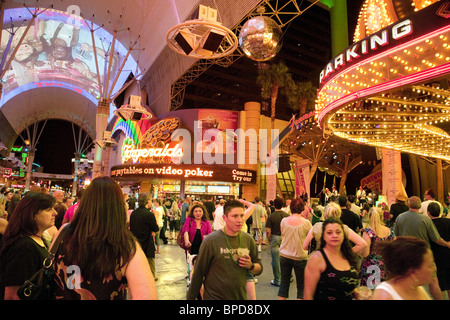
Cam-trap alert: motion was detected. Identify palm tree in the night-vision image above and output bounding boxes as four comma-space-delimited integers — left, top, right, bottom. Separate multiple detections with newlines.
256, 61, 295, 130
286, 80, 317, 116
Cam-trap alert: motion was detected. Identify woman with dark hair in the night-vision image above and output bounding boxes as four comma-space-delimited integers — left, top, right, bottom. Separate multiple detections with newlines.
277, 198, 312, 300
6, 193, 21, 221
0, 192, 56, 299
182, 202, 213, 299
304, 217, 360, 300
51, 176, 156, 300
182, 203, 212, 255
373, 236, 434, 300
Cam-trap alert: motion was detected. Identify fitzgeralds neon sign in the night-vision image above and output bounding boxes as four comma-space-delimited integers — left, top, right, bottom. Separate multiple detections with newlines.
122, 142, 183, 163
121, 136, 183, 163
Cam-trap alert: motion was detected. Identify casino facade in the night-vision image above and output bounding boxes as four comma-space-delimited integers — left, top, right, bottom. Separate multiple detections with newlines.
107, 101, 286, 201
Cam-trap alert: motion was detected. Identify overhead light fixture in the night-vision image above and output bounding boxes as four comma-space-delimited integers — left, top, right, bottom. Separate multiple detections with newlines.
166, 5, 238, 59
113, 95, 153, 122
95, 131, 118, 149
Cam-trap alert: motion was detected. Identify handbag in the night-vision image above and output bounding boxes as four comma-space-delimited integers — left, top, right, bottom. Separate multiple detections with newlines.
176, 220, 192, 251
17, 226, 69, 300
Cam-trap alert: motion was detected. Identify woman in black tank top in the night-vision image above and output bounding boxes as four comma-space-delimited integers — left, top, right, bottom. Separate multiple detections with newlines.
304, 218, 360, 300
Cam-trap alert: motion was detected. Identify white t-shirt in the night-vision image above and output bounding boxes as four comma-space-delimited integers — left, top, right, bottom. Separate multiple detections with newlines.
419, 200, 443, 216
213, 205, 225, 230
375, 282, 431, 300
154, 206, 164, 227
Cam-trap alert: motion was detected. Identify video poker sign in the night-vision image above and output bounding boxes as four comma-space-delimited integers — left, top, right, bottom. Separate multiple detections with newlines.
111, 163, 257, 184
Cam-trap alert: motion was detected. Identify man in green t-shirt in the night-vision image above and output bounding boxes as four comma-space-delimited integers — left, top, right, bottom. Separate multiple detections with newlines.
187, 199, 263, 300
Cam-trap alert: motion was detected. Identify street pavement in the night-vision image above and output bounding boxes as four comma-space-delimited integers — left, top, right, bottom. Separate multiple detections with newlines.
155, 236, 299, 300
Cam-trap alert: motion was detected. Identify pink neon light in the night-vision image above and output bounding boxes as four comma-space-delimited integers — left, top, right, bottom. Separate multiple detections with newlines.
319, 24, 450, 88
317, 62, 450, 126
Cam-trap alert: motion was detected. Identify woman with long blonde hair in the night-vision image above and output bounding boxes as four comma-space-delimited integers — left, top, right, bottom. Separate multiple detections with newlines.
360, 207, 394, 288
303, 202, 367, 254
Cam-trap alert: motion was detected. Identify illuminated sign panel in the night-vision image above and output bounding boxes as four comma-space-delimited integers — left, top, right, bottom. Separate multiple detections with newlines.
207, 185, 230, 194
188, 185, 206, 193
0, 8, 138, 106
111, 164, 256, 184
119, 117, 183, 164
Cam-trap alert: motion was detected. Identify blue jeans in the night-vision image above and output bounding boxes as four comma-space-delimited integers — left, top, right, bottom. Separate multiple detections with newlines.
278, 256, 307, 299
270, 235, 282, 284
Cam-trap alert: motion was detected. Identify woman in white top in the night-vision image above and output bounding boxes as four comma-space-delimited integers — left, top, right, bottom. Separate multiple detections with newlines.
373, 236, 434, 300
302, 202, 367, 255
278, 198, 312, 300
152, 199, 165, 254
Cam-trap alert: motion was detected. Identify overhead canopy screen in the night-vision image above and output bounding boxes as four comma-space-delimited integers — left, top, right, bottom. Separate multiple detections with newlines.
0, 7, 139, 109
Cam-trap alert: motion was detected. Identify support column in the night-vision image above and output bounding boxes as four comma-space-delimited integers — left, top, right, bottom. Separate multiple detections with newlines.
140, 181, 151, 194
25, 148, 35, 191
321, 0, 349, 56
339, 170, 348, 195
180, 180, 186, 199
437, 159, 444, 205
241, 101, 260, 201
102, 146, 111, 176
72, 152, 81, 196
93, 98, 110, 178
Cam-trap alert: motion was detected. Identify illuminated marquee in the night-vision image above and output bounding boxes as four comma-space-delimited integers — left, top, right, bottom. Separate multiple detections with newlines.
319, 19, 413, 84
316, 1, 450, 161
317, 2, 450, 123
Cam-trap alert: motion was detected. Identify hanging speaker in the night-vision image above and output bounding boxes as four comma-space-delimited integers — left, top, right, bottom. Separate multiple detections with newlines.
328, 157, 336, 166
278, 155, 291, 172
130, 112, 143, 121
202, 30, 225, 52
174, 32, 194, 55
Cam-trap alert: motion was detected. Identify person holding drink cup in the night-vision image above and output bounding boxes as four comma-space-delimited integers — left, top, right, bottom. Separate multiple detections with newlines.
187, 199, 262, 300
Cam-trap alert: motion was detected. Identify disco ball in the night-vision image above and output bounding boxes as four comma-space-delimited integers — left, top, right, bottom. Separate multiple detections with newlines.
239, 16, 282, 61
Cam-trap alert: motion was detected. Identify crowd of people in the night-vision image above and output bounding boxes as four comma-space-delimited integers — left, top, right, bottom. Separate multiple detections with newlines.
0, 180, 449, 301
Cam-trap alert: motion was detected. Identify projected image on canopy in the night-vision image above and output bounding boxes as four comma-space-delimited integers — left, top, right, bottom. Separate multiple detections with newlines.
0, 8, 138, 106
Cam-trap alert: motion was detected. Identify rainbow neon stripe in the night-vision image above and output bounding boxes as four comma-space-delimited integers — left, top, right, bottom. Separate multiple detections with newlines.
112, 118, 143, 146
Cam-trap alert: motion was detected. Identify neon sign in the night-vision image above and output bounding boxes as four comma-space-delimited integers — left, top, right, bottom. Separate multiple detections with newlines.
122, 142, 183, 162
1, 167, 12, 178
120, 117, 183, 164
319, 19, 413, 85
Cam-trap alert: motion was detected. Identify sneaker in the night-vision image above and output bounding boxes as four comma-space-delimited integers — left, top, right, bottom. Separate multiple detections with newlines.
258, 245, 262, 252
270, 280, 280, 287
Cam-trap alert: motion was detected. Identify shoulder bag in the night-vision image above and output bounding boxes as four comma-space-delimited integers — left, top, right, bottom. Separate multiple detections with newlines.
17, 226, 69, 300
